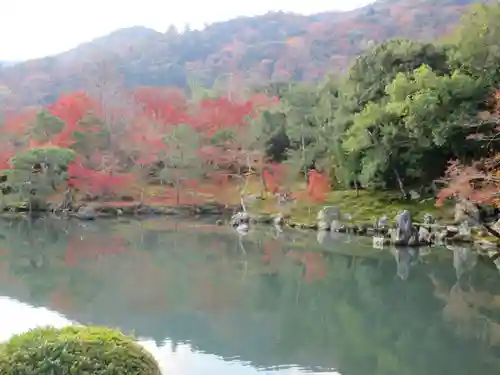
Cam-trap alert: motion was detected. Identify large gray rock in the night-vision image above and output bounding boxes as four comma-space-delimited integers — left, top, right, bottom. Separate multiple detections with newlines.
75, 205, 97, 220
392, 210, 413, 245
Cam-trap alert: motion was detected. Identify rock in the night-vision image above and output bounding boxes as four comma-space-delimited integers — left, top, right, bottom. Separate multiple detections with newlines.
231, 211, 249, 227
318, 221, 330, 231
454, 201, 480, 225
252, 214, 272, 224
75, 205, 97, 220
423, 213, 435, 225
492, 219, 500, 233
392, 210, 413, 245
330, 219, 343, 232
435, 228, 449, 244
236, 223, 249, 234
272, 214, 284, 226
317, 206, 341, 230
317, 206, 340, 226
355, 225, 368, 235
474, 239, 498, 250
409, 190, 420, 200
408, 234, 420, 247
458, 221, 472, 237
374, 215, 389, 229
418, 226, 432, 244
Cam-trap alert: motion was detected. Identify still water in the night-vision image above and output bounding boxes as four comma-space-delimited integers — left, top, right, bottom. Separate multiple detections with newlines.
0, 216, 499, 374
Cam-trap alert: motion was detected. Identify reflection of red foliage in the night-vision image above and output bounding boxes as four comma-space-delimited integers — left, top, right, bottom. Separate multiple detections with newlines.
287, 251, 327, 283
49, 282, 75, 312
65, 234, 128, 266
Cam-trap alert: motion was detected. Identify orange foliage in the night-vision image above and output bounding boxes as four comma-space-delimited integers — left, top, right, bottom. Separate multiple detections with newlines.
307, 170, 330, 202
437, 157, 500, 208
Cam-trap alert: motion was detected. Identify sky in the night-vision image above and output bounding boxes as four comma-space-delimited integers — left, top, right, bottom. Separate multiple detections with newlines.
0, 0, 373, 61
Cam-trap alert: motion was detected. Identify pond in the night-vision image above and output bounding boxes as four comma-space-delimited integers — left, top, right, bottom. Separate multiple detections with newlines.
0, 216, 499, 375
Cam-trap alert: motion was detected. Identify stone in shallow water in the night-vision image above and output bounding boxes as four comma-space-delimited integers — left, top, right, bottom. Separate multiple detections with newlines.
75, 205, 97, 220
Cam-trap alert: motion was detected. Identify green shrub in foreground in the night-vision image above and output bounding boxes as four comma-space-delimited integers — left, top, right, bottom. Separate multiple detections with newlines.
0, 325, 162, 375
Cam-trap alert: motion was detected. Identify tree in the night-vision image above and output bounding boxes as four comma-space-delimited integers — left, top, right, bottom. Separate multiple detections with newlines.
160, 123, 208, 204
448, 3, 500, 84
342, 64, 488, 191
5, 147, 76, 211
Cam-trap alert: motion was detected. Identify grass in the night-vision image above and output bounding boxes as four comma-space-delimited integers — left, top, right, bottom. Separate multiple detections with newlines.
251, 189, 453, 225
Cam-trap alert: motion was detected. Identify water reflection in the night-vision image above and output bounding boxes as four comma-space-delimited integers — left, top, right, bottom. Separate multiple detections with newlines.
0, 296, 71, 342
0, 217, 499, 374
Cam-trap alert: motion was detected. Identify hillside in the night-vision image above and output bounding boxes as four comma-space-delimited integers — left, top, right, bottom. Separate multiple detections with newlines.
0, 0, 483, 107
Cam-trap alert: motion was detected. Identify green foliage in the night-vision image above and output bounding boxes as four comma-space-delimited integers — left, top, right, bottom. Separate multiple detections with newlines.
71, 113, 111, 157
342, 64, 488, 187
254, 4, 500, 190
10, 147, 75, 170
5, 147, 76, 207
0, 325, 161, 375
159, 124, 212, 202
30, 110, 65, 143
347, 39, 449, 108
449, 3, 500, 83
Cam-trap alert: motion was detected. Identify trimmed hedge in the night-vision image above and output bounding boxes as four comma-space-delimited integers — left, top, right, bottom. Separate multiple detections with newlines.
0, 325, 162, 374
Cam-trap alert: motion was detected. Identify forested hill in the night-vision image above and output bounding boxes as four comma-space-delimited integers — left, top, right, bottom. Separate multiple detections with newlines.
0, 0, 485, 106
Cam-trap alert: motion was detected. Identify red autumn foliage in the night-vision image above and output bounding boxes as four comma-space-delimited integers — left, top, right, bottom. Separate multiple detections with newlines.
263, 163, 289, 194
67, 160, 135, 196
2, 85, 294, 207
307, 170, 330, 202
132, 87, 189, 126
436, 158, 500, 208
48, 92, 100, 127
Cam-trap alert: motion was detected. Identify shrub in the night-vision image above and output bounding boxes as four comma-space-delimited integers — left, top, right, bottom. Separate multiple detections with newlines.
0, 325, 162, 375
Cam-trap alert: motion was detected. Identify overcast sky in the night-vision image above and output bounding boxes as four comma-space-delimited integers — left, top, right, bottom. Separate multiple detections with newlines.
0, 0, 373, 61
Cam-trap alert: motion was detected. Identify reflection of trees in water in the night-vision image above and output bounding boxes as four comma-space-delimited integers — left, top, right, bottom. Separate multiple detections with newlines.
0, 218, 500, 373
430, 246, 500, 349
